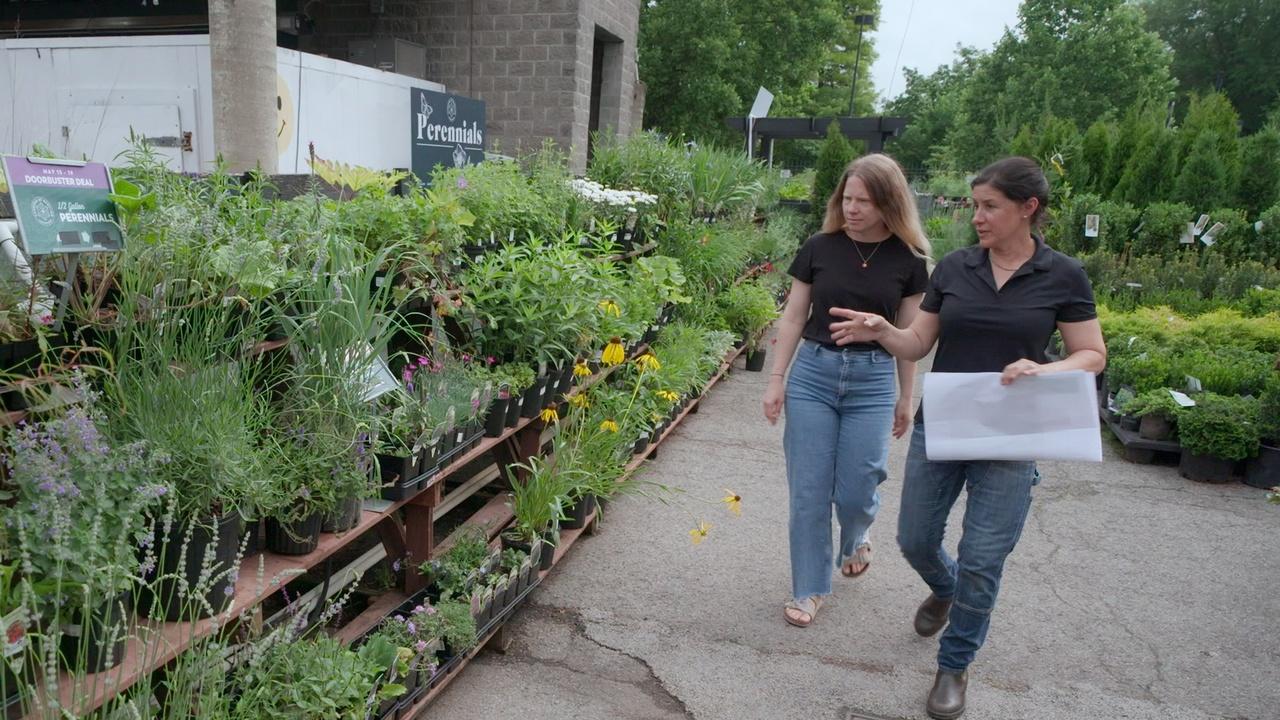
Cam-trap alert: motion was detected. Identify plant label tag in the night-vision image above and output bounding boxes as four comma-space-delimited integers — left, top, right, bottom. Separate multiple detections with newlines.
508, 228, 515, 243
1201, 222, 1225, 246
1193, 214, 1210, 236
1168, 389, 1196, 407
1180, 222, 1195, 245
1185, 375, 1203, 393
1255, 220, 1265, 233
1084, 214, 1100, 238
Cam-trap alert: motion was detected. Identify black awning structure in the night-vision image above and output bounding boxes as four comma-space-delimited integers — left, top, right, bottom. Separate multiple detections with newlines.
724, 116, 908, 159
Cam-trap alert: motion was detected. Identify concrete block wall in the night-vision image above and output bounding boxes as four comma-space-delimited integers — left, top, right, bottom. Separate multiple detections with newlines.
301, 0, 643, 174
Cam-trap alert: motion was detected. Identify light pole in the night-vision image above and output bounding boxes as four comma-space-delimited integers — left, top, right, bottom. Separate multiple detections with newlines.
847, 12, 875, 117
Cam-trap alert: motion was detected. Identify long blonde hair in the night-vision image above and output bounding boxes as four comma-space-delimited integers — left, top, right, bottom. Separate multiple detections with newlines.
821, 153, 932, 260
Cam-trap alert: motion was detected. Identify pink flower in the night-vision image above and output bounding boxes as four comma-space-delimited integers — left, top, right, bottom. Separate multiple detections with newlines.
38, 314, 53, 326
417, 356, 429, 367
402, 368, 414, 384
457, 176, 468, 189
486, 356, 496, 366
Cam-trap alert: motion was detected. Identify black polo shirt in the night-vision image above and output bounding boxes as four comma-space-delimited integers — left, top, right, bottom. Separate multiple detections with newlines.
921, 237, 1097, 375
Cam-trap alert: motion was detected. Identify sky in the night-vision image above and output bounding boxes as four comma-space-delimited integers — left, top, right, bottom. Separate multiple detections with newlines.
869, 0, 1023, 107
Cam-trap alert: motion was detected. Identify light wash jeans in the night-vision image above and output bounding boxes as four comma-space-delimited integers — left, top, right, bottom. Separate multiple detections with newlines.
898, 422, 1039, 672
783, 340, 896, 600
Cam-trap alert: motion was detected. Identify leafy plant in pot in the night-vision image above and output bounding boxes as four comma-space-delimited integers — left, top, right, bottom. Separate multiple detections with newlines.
1176, 393, 1260, 483
716, 281, 778, 371
1245, 373, 1280, 489
1119, 388, 1182, 441
230, 634, 406, 719
5, 393, 167, 672
502, 454, 572, 570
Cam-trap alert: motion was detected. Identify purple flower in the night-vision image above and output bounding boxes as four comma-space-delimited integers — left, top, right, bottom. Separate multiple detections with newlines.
415, 640, 429, 653
417, 356, 429, 367
298, 486, 311, 500
456, 176, 468, 189
393, 559, 402, 572
223, 584, 235, 597
406, 620, 417, 636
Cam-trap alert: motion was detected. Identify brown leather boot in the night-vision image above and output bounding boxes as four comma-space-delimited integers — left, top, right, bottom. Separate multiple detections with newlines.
926, 669, 967, 719
914, 594, 953, 637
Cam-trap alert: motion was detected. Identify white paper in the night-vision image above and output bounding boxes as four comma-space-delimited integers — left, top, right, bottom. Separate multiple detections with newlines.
1168, 390, 1196, 408
923, 371, 1102, 462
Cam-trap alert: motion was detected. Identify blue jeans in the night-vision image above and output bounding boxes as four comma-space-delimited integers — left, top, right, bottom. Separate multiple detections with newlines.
783, 340, 896, 600
898, 423, 1039, 672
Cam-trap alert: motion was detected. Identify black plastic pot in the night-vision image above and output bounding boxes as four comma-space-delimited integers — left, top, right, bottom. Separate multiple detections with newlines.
1178, 451, 1238, 484
1138, 413, 1174, 441
1119, 414, 1140, 432
538, 533, 557, 571
265, 512, 323, 555
419, 440, 442, 478
1244, 443, 1280, 489
520, 376, 548, 418
744, 348, 767, 372
561, 494, 597, 530
633, 436, 650, 455
555, 363, 575, 401
378, 453, 420, 501
60, 591, 131, 673
505, 391, 523, 427
321, 495, 362, 533
484, 396, 510, 437
144, 513, 244, 621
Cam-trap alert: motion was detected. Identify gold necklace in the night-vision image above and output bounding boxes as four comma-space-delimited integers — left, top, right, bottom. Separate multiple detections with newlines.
990, 255, 1030, 272
852, 240, 884, 268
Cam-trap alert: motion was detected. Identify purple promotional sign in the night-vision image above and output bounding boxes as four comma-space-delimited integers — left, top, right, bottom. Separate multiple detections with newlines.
1, 156, 123, 256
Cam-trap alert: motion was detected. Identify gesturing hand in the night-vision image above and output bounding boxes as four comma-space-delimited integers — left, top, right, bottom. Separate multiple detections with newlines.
828, 307, 889, 345
1000, 358, 1042, 385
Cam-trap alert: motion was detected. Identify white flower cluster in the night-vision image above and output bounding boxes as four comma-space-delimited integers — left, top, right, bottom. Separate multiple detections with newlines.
570, 178, 658, 212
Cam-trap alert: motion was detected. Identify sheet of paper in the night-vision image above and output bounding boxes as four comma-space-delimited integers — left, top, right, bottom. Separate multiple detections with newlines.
923, 371, 1103, 462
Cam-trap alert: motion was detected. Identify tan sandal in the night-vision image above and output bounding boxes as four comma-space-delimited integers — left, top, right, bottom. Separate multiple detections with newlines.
783, 596, 823, 627
841, 542, 872, 577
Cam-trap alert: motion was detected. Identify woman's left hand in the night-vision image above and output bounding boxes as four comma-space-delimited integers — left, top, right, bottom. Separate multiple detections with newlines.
1001, 358, 1043, 385
893, 396, 913, 438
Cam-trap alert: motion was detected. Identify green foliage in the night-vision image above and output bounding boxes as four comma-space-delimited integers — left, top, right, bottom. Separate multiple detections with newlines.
1204, 207, 1255, 265
1118, 387, 1184, 419
504, 455, 572, 542
1131, 201, 1194, 257
811, 122, 857, 230
1174, 131, 1231, 210
422, 526, 496, 602
885, 50, 981, 173
716, 281, 779, 351
1176, 392, 1260, 461
432, 160, 565, 244
1143, 0, 1280, 132
1258, 373, 1280, 444
1045, 192, 1102, 256
1237, 126, 1280, 218
1259, 203, 1280, 262
1079, 120, 1115, 195
945, 0, 1174, 169
1096, 200, 1140, 254
232, 635, 397, 719
1114, 119, 1178, 205
1178, 344, 1273, 397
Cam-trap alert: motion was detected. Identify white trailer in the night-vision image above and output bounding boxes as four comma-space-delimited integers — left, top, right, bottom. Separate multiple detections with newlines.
0, 35, 445, 173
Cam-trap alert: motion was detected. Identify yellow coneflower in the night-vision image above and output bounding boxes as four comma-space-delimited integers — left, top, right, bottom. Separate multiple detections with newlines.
721, 489, 742, 517
598, 299, 622, 318
599, 419, 619, 433
635, 353, 661, 371
689, 520, 712, 545
656, 389, 680, 403
539, 407, 559, 424
602, 337, 626, 366
573, 361, 591, 378
569, 394, 590, 409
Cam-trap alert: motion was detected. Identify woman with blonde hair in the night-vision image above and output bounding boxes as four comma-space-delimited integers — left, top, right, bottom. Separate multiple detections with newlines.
763, 153, 930, 627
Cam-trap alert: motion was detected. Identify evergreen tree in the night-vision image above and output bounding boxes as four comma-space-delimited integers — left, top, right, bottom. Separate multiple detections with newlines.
1177, 92, 1242, 199
1115, 121, 1177, 205
1175, 130, 1229, 210
810, 121, 857, 230
1237, 125, 1280, 218
1079, 120, 1114, 195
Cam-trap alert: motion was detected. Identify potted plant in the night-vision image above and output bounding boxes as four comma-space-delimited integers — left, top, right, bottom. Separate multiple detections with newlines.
1177, 393, 1260, 483
1245, 374, 1280, 489
716, 281, 778, 372
492, 363, 536, 428
1119, 388, 1181, 441
5, 395, 167, 672
502, 454, 573, 564
230, 635, 405, 719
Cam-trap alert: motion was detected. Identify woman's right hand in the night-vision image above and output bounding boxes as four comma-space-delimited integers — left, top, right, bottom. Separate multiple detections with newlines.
829, 308, 890, 345
763, 377, 784, 425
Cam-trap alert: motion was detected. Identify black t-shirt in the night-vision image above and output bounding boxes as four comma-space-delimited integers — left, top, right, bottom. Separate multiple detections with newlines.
920, 238, 1097, 374
787, 232, 929, 351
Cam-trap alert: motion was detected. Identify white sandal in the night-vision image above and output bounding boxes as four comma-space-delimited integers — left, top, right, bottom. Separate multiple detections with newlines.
783, 596, 823, 627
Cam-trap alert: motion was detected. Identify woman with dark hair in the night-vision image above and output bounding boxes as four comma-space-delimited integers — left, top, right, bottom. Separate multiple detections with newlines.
828, 157, 1106, 719
763, 154, 930, 628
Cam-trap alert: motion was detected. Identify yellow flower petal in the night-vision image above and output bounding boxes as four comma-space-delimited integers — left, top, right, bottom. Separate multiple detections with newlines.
539, 407, 559, 424
573, 362, 592, 377
689, 520, 711, 546
721, 489, 742, 517
599, 419, 619, 433
602, 338, 626, 366
636, 353, 661, 371
569, 394, 590, 409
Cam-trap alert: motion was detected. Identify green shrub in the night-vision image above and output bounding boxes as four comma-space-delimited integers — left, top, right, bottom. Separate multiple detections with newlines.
1204, 207, 1254, 264
1239, 287, 1280, 317
1132, 202, 1194, 257
1045, 193, 1101, 256
1096, 200, 1139, 254
1119, 388, 1183, 421
810, 121, 857, 230
1176, 345, 1273, 397
1176, 392, 1259, 460
716, 281, 779, 351
1258, 373, 1280, 445
1237, 126, 1280, 218
1257, 203, 1280, 261
1174, 131, 1231, 210
1107, 351, 1178, 394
